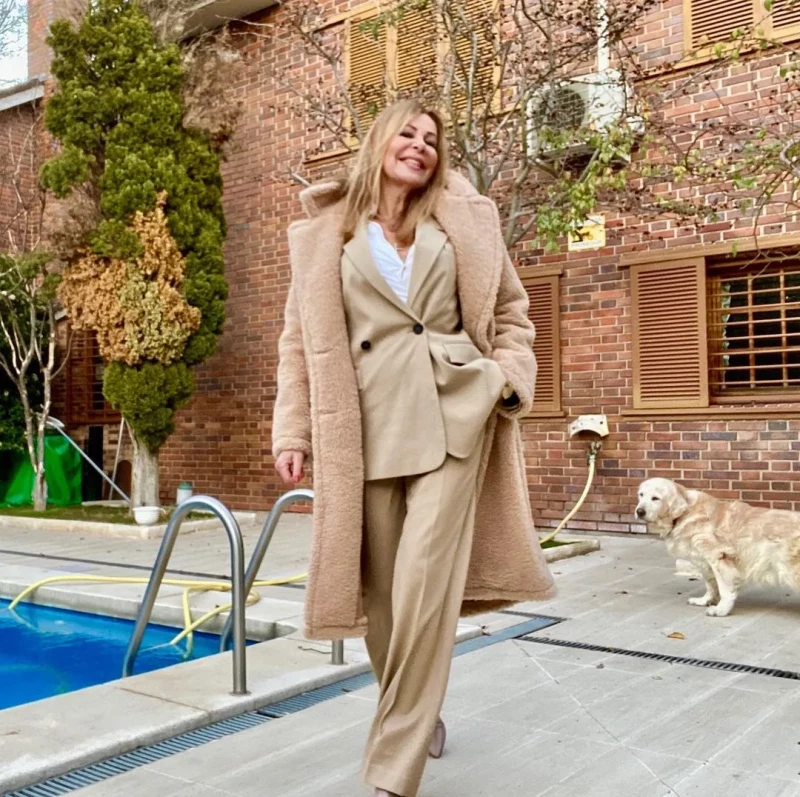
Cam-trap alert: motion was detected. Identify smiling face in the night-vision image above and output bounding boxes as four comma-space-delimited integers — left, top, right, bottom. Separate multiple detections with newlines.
381, 113, 439, 191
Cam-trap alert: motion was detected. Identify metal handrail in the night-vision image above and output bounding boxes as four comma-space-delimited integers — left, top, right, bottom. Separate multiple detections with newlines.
122, 496, 248, 695
45, 416, 131, 505
219, 488, 346, 666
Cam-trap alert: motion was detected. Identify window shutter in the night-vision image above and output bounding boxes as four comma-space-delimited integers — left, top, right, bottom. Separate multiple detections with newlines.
772, 0, 800, 31
396, 4, 437, 92
347, 15, 388, 136
524, 274, 561, 414
631, 259, 709, 409
686, 0, 753, 49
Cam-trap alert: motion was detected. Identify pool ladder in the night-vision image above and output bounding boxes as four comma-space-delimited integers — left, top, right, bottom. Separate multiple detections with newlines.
122, 490, 344, 697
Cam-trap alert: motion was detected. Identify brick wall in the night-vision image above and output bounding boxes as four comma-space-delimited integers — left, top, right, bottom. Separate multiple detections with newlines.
163, 1, 800, 527
19, 0, 800, 528
0, 101, 38, 246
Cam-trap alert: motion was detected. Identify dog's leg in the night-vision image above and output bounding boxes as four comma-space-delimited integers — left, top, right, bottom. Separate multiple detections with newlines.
705, 556, 740, 617
687, 561, 720, 607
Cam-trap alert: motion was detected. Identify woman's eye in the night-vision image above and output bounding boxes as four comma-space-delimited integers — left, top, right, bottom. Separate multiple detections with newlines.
400, 130, 414, 138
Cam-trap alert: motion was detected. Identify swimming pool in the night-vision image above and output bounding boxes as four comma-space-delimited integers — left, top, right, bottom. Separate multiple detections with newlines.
0, 598, 231, 711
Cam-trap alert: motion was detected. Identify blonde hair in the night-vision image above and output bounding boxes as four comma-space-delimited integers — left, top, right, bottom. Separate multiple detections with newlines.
342, 99, 449, 245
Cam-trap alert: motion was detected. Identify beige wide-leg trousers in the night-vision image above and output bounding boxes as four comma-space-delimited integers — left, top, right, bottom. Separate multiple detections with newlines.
360, 439, 484, 797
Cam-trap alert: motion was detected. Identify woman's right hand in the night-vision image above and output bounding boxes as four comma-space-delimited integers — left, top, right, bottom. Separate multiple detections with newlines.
275, 449, 306, 486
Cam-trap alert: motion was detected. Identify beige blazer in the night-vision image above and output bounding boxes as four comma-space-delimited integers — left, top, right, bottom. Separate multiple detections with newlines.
342, 219, 506, 481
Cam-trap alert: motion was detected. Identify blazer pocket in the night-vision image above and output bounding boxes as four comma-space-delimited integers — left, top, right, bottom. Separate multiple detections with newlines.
443, 342, 483, 366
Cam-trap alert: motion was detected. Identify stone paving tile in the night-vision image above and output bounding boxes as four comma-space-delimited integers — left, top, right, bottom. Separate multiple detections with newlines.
427, 729, 616, 796
708, 692, 800, 783
539, 746, 677, 797
59, 768, 195, 797
5, 530, 798, 797
625, 750, 704, 791
625, 685, 784, 761
673, 765, 800, 796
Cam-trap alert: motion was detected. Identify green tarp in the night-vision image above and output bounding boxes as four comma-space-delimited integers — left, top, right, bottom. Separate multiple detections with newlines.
0, 434, 82, 507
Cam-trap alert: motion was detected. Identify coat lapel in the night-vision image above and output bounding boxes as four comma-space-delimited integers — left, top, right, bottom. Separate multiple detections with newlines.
407, 219, 447, 309
434, 191, 502, 350
343, 224, 413, 316
288, 212, 350, 357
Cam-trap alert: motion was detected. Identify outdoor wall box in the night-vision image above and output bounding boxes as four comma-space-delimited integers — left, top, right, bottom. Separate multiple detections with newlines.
569, 414, 609, 438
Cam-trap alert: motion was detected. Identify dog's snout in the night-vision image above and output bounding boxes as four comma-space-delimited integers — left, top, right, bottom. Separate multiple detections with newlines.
636, 507, 646, 519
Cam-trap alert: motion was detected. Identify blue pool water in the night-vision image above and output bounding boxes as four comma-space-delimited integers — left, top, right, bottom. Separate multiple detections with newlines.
0, 598, 227, 710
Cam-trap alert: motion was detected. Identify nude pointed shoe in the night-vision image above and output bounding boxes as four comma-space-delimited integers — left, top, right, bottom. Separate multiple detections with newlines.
428, 717, 446, 759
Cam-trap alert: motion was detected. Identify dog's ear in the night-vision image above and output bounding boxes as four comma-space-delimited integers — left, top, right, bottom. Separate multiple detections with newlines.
669, 483, 690, 520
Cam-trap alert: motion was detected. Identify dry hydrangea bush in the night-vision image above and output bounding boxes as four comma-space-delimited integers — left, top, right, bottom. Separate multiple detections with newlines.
58, 196, 201, 366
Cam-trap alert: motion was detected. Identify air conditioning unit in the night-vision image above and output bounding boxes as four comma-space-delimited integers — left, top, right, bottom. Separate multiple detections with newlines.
526, 69, 644, 162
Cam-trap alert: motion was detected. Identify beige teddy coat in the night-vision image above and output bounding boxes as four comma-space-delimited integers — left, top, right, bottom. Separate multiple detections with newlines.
272, 170, 556, 641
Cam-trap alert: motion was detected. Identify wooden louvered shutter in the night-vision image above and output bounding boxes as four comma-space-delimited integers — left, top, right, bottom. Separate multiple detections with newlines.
347, 15, 388, 137
685, 0, 753, 49
451, 0, 496, 115
396, 4, 437, 93
631, 259, 709, 409
524, 274, 561, 414
771, 0, 800, 32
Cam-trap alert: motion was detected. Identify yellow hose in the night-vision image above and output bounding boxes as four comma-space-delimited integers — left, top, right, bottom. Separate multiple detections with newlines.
8, 572, 308, 653
539, 450, 598, 546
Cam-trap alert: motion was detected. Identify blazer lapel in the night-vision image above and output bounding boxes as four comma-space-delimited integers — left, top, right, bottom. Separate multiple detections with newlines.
407, 219, 447, 309
343, 224, 413, 316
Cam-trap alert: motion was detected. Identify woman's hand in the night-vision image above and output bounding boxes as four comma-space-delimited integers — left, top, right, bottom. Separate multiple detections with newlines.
275, 449, 306, 486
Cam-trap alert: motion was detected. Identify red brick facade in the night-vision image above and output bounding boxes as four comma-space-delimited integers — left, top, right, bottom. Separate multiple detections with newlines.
7, 0, 800, 530
0, 99, 38, 249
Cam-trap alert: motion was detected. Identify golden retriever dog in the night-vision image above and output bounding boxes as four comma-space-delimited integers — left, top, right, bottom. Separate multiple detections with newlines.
636, 477, 800, 616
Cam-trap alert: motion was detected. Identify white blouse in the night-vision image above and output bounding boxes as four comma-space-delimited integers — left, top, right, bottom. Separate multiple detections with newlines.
367, 221, 415, 304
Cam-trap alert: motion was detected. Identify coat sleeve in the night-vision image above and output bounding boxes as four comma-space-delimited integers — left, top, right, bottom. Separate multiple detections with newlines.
490, 223, 537, 420
271, 282, 313, 459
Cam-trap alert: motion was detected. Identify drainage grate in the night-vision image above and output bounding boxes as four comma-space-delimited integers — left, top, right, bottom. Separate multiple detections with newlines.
499, 609, 563, 620
6, 616, 561, 796
453, 615, 563, 657
519, 636, 800, 680
255, 671, 377, 718
5, 712, 271, 796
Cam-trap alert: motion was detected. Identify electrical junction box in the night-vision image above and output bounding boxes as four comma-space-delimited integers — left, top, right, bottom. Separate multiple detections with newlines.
569, 414, 609, 438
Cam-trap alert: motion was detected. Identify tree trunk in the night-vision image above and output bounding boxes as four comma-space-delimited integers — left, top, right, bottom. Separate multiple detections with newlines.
32, 371, 53, 512
131, 433, 160, 507
17, 373, 47, 510
31, 466, 48, 511
32, 421, 47, 511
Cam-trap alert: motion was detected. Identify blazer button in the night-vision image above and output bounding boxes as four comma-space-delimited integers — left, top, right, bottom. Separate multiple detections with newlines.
361, 340, 371, 351
413, 323, 424, 335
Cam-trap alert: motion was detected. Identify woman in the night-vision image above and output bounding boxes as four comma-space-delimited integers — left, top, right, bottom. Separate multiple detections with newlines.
273, 99, 555, 797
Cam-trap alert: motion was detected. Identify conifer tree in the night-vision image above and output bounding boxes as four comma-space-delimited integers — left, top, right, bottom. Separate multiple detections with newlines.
41, 0, 229, 506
